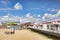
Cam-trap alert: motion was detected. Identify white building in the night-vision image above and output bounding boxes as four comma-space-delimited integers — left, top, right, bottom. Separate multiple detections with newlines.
38, 21, 60, 34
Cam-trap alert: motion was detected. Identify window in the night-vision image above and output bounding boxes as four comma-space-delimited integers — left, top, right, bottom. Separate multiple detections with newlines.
39, 25, 43, 28
50, 25, 54, 30
40, 25, 43, 27
50, 24, 58, 31
47, 25, 49, 29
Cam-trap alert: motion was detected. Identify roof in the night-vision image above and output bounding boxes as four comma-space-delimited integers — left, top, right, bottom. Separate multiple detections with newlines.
42, 21, 60, 24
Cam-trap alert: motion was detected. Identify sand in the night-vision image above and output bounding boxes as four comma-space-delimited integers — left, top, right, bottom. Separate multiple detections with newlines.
0, 29, 53, 40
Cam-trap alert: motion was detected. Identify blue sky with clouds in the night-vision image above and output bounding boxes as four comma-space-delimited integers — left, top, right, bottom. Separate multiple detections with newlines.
0, 0, 60, 17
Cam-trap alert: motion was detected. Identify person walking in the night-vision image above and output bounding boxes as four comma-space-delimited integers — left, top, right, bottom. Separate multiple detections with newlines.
11, 27, 15, 34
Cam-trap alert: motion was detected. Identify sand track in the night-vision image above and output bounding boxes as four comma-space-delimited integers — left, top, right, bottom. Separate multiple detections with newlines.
0, 29, 52, 40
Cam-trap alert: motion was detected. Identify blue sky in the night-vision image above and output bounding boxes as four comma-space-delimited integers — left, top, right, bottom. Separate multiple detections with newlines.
0, 0, 60, 17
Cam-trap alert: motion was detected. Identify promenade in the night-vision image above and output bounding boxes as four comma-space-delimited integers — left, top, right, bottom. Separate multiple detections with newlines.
0, 29, 60, 40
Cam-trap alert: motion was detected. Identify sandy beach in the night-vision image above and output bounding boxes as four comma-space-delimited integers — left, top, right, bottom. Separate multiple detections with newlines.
0, 29, 55, 40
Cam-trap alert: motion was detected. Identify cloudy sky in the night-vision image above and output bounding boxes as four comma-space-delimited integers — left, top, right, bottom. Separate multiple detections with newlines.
0, 0, 60, 22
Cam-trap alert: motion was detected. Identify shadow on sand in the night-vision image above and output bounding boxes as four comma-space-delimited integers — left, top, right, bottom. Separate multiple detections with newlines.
30, 29, 60, 40
5, 31, 15, 35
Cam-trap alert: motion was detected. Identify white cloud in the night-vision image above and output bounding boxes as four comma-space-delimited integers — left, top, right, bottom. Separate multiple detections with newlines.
0, 1, 10, 4
0, 8, 14, 11
42, 16, 45, 21
51, 9, 55, 11
47, 8, 60, 12
26, 13, 31, 17
47, 8, 51, 11
57, 10, 60, 15
1, 13, 20, 22
42, 13, 53, 21
20, 13, 41, 23
42, 13, 49, 20
0, 7, 23, 11
30, 8, 40, 10
1, 10, 60, 23
33, 8, 39, 10
42, 10, 60, 22
37, 14, 40, 17
44, 13, 48, 16
14, 2, 23, 10
0, 2, 23, 11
